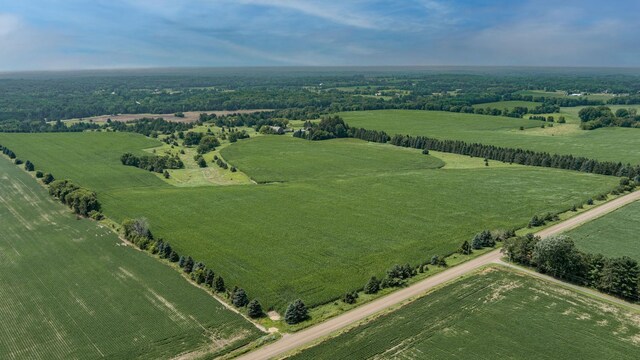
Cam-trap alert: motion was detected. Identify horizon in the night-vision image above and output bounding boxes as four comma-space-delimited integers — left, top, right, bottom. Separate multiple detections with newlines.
1, 0, 639, 71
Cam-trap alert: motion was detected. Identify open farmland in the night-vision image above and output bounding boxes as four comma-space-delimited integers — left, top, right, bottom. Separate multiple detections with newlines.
340, 110, 640, 164
565, 201, 640, 261
0, 132, 619, 312
0, 156, 260, 359
287, 266, 640, 360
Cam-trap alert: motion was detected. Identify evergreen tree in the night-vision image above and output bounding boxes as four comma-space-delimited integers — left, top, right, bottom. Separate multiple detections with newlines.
204, 269, 215, 287
284, 299, 308, 325
232, 288, 249, 307
247, 299, 263, 318
169, 251, 179, 262
458, 240, 472, 255
24, 160, 34, 171
184, 256, 195, 273
42, 173, 55, 184
214, 276, 226, 292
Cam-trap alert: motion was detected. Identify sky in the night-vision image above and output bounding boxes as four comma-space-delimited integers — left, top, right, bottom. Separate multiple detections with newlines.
0, 0, 639, 71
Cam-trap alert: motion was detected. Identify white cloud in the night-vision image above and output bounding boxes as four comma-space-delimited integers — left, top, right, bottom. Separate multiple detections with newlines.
0, 13, 22, 37
234, 0, 378, 29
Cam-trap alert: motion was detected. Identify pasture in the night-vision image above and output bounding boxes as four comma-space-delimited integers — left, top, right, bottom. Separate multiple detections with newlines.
0, 156, 260, 359
340, 110, 640, 164
565, 201, 640, 261
0, 132, 619, 311
287, 266, 640, 360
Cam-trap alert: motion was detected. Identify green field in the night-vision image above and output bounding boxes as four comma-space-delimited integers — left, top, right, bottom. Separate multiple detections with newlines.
340, 110, 640, 164
0, 156, 260, 359
566, 201, 640, 261
472, 100, 541, 110
0, 133, 619, 311
288, 266, 640, 360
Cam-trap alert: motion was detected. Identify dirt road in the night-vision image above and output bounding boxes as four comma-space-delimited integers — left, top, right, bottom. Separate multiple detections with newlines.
237, 190, 640, 360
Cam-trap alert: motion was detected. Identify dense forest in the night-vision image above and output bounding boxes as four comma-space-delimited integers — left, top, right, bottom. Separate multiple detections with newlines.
2, 67, 640, 131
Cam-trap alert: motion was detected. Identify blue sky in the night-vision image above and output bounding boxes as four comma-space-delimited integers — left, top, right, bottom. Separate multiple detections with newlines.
0, 0, 638, 71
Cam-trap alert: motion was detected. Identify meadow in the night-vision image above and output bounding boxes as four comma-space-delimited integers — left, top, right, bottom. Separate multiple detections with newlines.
0, 133, 620, 311
566, 201, 640, 261
0, 156, 260, 359
340, 110, 640, 164
287, 266, 640, 360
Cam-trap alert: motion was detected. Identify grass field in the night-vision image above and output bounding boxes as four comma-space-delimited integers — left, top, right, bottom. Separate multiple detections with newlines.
565, 201, 640, 261
472, 100, 541, 110
0, 133, 619, 311
0, 157, 260, 359
340, 110, 640, 164
287, 266, 640, 360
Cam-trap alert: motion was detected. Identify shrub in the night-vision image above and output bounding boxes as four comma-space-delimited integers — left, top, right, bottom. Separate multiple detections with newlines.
363, 276, 381, 294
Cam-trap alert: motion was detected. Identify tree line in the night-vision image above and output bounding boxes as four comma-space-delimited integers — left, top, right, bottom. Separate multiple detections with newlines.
292, 117, 640, 179
108, 117, 196, 137
503, 234, 639, 302
0, 119, 101, 133
120, 153, 184, 173
121, 217, 311, 324
389, 133, 640, 178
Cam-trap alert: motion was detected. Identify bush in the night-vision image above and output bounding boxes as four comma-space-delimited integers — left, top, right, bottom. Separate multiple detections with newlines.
35, 170, 44, 178
363, 276, 381, 294
342, 291, 358, 304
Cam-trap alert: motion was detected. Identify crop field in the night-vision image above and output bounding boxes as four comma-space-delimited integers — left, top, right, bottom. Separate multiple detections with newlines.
472, 100, 541, 110
0, 157, 260, 359
288, 266, 640, 360
565, 201, 640, 261
0, 133, 620, 311
340, 110, 640, 164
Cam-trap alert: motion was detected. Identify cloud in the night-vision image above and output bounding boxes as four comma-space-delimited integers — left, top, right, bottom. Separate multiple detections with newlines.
0, 13, 21, 37
234, 0, 378, 29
